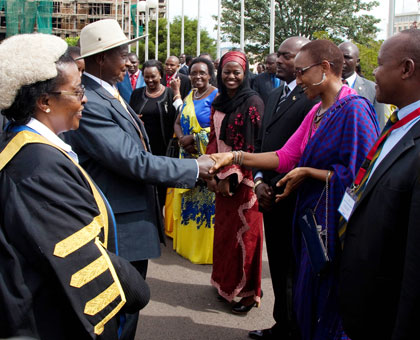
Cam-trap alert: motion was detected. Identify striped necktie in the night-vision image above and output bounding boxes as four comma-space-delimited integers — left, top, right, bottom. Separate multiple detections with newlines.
114, 88, 148, 151
275, 85, 290, 113
338, 111, 399, 248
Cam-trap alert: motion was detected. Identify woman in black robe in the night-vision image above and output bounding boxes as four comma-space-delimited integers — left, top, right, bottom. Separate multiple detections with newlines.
0, 34, 149, 340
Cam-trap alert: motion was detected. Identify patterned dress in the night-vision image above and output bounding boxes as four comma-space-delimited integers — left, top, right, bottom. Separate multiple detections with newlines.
275, 86, 380, 340
207, 94, 264, 303
165, 89, 218, 264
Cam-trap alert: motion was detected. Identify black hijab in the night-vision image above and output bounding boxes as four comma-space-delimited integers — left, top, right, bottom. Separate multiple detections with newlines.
212, 51, 259, 145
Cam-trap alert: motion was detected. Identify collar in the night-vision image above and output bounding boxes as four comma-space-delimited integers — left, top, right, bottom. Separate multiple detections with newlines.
84, 72, 115, 97
130, 70, 140, 77
396, 99, 420, 130
26, 118, 79, 163
345, 72, 357, 88
285, 79, 297, 93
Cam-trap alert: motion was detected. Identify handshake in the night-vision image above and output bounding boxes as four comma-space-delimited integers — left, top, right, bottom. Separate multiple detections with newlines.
196, 152, 237, 180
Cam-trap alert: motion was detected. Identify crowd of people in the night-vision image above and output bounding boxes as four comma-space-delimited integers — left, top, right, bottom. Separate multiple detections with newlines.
1, 16, 420, 340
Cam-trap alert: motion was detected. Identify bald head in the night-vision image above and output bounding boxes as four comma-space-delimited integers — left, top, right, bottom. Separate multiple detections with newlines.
339, 41, 360, 79
165, 56, 180, 76
277, 36, 311, 83
375, 29, 420, 108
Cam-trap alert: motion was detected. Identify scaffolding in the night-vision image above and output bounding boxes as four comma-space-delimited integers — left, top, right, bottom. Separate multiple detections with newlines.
2, 0, 52, 37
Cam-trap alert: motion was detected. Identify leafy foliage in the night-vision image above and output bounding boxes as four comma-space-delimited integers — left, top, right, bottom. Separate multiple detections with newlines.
356, 39, 382, 82
65, 36, 79, 47
218, 0, 380, 58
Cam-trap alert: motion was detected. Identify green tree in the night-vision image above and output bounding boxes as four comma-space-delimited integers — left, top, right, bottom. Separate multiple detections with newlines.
133, 16, 216, 63
218, 0, 380, 57
309, 31, 382, 82
65, 36, 79, 47
356, 39, 382, 82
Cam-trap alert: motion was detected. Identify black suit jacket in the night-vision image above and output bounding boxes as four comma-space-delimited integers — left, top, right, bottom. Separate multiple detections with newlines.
161, 72, 191, 100
254, 84, 318, 183
179, 65, 189, 75
65, 75, 197, 262
340, 119, 420, 340
252, 72, 282, 105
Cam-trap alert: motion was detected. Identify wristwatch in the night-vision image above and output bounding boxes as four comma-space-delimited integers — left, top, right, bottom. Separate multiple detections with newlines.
253, 178, 264, 192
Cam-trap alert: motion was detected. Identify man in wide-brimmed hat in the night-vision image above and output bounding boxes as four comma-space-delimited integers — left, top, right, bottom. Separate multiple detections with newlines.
64, 19, 215, 340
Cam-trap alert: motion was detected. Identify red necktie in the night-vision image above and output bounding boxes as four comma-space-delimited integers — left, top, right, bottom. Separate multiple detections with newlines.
130, 74, 137, 89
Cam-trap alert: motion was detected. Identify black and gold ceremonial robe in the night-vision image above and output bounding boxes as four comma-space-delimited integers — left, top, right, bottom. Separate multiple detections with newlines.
0, 129, 149, 339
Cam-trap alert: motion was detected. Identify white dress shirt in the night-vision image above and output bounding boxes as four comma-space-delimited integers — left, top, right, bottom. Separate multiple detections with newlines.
26, 118, 79, 163
344, 72, 357, 89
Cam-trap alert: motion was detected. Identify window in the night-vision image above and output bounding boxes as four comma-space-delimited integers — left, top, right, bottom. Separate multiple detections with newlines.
89, 3, 111, 16
53, 2, 60, 13
52, 17, 62, 29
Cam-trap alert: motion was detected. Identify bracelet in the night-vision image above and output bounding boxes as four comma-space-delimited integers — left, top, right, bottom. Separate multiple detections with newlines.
231, 150, 244, 165
254, 178, 264, 191
173, 94, 181, 101
326, 170, 332, 182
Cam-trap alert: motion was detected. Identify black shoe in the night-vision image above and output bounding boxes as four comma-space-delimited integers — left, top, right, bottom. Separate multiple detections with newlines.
231, 300, 257, 314
248, 328, 274, 339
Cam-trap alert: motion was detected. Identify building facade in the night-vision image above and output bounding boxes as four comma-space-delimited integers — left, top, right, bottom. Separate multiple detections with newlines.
394, 11, 420, 33
0, 0, 166, 41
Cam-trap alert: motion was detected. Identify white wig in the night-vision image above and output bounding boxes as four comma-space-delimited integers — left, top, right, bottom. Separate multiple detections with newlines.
0, 33, 68, 110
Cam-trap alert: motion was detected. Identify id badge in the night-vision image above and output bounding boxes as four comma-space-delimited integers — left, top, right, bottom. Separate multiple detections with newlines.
338, 187, 357, 221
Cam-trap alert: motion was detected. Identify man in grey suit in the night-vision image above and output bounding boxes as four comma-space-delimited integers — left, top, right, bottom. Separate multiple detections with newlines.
64, 19, 214, 340
339, 41, 386, 129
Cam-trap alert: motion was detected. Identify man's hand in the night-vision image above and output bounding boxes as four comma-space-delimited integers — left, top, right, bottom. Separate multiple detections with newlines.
217, 178, 233, 197
206, 178, 218, 193
209, 152, 233, 173
255, 181, 274, 211
197, 155, 215, 180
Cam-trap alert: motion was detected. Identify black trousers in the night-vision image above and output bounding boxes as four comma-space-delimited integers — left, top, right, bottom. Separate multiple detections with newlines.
263, 195, 298, 338
119, 260, 149, 340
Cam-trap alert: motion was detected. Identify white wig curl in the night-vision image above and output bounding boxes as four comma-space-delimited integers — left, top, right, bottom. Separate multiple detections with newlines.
0, 33, 68, 110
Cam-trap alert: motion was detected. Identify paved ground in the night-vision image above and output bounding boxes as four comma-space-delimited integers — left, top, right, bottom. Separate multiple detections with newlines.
136, 236, 274, 340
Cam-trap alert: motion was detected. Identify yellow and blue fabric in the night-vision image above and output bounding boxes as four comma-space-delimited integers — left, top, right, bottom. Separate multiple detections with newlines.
165, 89, 217, 264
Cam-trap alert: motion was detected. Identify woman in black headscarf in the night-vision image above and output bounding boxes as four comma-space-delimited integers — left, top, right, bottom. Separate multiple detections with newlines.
206, 51, 264, 314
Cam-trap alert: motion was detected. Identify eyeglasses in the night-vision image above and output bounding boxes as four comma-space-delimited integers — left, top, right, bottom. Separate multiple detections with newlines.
295, 62, 334, 77
50, 85, 85, 101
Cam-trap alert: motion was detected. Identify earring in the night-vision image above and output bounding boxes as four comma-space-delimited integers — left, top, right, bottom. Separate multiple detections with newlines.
46, 108, 51, 113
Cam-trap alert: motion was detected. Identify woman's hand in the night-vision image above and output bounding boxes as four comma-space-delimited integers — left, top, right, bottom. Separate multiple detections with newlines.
179, 135, 197, 154
209, 152, 233, 173
170, 77, 181, 94
217, 178, 233, 197
275, 167, 308, 202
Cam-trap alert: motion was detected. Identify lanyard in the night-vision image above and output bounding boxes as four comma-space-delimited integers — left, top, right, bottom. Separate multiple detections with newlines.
354, 107, 420, 186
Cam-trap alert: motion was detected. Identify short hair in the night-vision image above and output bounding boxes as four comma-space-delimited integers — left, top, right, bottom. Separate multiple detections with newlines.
266, 53, 277, 61
299, 39, 344, 77
142, 59, 164, 77
185, 55, 193, 64
68, 46, 81, 59
399, 28, 420, 69
3, 53, 75, 126
189, 57, 215, 77
199, 52, 213, 61
128, 52, 139, 61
